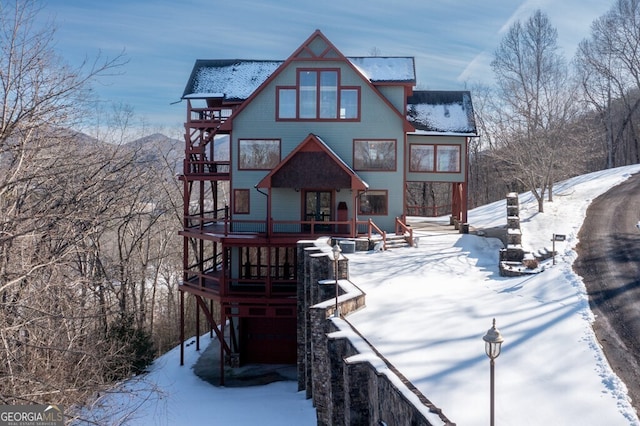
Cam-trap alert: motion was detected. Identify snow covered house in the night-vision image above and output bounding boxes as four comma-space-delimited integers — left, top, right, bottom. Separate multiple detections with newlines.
178, 30, 476, 373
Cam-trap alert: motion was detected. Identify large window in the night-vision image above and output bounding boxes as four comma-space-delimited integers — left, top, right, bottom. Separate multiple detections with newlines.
319, 71, 338, 118
238, 139, 280, 170
277, 69, 359, 120
299, 71, 318, 118
436, 145, 461, 172
353, 140, 396, 171
358, 190, 388, 215
409, 145, 435, 172
410, 144, 461, 173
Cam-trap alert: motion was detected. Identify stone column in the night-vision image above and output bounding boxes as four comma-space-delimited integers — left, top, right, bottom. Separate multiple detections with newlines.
297, 242, 318, 392
310, 308, 331, 425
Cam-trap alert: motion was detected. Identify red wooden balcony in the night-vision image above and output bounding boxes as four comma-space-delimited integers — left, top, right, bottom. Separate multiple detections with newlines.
186, 105, 234, 128
182, 215, 358, 238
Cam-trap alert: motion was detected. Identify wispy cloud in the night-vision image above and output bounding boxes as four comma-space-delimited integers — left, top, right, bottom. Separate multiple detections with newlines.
458, 51, 493, 85
39, 0, 614, 129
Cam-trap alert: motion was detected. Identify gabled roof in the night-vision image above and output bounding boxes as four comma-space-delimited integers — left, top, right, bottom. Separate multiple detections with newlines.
206, 30, 414, 133
407, 91, 477, 135
256, 134, 368, 190
182, 57, 415, 100
348, 57, 415, 84
182, 60, 282, 102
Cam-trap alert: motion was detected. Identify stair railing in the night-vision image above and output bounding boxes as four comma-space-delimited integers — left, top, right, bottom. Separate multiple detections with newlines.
395, 217, 414, 247
366, 218, 387, 250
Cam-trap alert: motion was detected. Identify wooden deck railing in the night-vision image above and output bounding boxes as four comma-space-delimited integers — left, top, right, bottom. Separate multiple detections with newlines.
184, 215, 355, 237
182, 270, 297, 298
406, 204, 450, 217
184, 215, 410, 247
182, 216, 413, 299
356, 218, 387, 249
187, 106, 234, 125
395, 217, 414, 247
183, 158, 231, 176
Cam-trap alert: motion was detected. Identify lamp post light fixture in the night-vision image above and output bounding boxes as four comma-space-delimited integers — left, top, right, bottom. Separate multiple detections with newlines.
332, 243, 342, 318
483, 318, 505, 426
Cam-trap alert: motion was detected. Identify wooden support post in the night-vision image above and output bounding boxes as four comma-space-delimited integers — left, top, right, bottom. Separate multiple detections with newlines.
196, 297, 201, 351
180, 289, 185, 366
220, 311, 226, 387
461, 181, 468, 224
209, 300, 214, 338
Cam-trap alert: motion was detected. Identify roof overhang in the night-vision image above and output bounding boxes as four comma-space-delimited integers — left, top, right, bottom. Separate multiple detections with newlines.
408, 131, 478, 137
256, 134, 368, 191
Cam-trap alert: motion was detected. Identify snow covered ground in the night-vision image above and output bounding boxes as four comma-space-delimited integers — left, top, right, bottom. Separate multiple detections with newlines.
76, 337, 316, 425
79, 165, 640, 425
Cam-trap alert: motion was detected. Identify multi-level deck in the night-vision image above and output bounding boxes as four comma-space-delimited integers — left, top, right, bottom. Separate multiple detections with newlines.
176, 32, 473, 381
180, 96, 409, 297
178, 97, 412, 373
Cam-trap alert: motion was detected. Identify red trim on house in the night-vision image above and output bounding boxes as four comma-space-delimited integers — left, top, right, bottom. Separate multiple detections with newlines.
220, 30, 415, 133
256, 133, 368, 191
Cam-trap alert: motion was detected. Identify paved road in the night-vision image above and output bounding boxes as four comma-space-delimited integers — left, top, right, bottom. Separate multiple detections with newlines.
573, 172, 640, 415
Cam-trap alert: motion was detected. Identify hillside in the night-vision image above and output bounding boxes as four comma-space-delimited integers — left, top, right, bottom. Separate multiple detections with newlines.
74, 165, 640, 425
125, 133, 183, 171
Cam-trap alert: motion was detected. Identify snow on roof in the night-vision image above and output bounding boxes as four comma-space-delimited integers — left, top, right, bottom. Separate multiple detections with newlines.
184, 60, 282, 101
181, 59, 474, 137
182, 57, 415, 100
407, 91, 477, 135
347, 57, 415, 83
183, 93, 224, 99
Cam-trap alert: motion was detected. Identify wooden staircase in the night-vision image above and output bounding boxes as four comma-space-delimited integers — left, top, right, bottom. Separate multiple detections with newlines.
370, 233, 411, 250
385, 234, 411, 249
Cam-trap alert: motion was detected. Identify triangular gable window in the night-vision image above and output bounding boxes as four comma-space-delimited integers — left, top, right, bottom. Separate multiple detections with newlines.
256, 134, 367, 191
291, 32, 343, 60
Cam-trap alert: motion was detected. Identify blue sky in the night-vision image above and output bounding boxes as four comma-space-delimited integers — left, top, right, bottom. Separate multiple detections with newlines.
41, 0, 613, 133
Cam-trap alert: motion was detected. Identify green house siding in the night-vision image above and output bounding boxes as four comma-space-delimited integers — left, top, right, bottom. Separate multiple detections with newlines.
178, 31, 475, 372
230, 59, 408, 232
378, 85, 407, 113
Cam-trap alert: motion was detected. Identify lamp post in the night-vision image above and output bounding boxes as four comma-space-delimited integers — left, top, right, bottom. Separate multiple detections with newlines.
483, 318, 504, 426
332, 243, 342, 318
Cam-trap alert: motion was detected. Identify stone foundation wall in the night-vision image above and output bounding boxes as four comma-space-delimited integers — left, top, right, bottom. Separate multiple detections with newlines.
297, 239, 454, 426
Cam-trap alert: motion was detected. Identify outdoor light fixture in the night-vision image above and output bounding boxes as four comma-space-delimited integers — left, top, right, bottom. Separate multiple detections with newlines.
483, 318, 505, 426
332, 243, 342, 318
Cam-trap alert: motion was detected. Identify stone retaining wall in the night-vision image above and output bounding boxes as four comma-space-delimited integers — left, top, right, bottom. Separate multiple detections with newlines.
297, 239, 454, 426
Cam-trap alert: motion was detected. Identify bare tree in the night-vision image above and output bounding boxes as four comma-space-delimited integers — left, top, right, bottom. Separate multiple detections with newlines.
0, 2, 204, 418
467, 83, 517, 206
490, 10, 579, 212
0, 0, 135, 408
576, 0, 640, 167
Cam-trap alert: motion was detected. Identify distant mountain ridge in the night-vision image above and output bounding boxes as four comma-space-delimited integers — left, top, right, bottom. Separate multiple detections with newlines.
125, 133, 182, 171
54, 129, 183, 173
